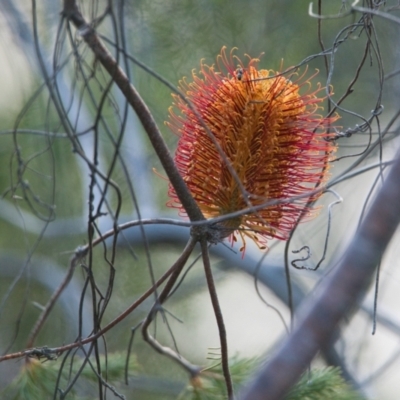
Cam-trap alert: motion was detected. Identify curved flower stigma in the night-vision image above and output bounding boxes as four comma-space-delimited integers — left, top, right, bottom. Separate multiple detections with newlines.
167, 47, 339, 252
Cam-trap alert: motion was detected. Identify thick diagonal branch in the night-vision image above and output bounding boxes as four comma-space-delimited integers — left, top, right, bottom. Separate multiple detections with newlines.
240, 147, 400, 400
62, 0, 204, 223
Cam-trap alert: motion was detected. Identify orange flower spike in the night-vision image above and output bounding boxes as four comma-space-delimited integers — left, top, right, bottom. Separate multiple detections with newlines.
167, 47, 339, 253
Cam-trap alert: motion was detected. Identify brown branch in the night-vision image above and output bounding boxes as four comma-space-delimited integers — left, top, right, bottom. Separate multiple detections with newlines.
25, 257, 78, 348
239, 148, 400, 399
62, 0, 204, 224
201, 239, 233, 399
141, 236, 201, 376
0, 238, 196, 363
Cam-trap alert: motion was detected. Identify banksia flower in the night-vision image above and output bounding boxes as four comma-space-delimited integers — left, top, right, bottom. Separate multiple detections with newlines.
167, 47, 338, 252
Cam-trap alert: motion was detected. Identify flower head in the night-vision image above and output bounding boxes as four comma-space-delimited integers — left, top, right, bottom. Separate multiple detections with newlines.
167, 47, 338, 251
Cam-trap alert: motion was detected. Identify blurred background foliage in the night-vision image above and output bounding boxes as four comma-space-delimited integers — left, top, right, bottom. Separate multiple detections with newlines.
0, 0, 400, 399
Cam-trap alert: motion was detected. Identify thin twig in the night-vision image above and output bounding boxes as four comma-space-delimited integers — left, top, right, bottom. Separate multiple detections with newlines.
200, 238, 234, 399
141, 236, 201, 376
25, 256, 80, 348
0, 239, 196, 363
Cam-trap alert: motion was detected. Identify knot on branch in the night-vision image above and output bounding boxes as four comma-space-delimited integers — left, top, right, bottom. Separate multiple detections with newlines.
191, 222, 236, 246
26, 346, 59, 362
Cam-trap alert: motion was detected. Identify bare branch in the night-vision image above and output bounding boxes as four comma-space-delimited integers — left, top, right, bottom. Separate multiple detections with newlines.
62, 0, 204, 224
240, 147, 400, 399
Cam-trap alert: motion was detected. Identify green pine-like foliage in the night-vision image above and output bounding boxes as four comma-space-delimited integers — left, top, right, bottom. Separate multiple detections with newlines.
285, 367, 364, 400
1, 352, 137, 400
180, 357, 363, 400
2, 353, 363, 400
